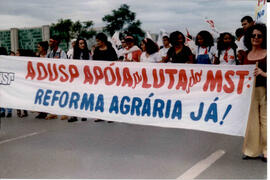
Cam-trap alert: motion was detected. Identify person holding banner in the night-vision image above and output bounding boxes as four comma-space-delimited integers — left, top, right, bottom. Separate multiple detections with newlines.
163, 31, 193, 64
140, 38, 161, 63
35, 41, 50, 119
242, 23, 267, 162
37, 41, 49, 58
46, 35, 67, 59
46, 35, 68, 120
0, 47, 12, 118
92, 33, 118, 62
123, 36, 142, 62
93, 33, 118, 123
68, 38, 91, 123
215, 32, 238, 65
195, 30, 216, 64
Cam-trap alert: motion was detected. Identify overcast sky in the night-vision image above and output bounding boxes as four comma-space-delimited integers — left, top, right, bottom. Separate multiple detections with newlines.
0, 0, 257, 35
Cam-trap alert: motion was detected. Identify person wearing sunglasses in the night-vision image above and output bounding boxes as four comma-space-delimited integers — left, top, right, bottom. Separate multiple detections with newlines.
242, 23, 267, 163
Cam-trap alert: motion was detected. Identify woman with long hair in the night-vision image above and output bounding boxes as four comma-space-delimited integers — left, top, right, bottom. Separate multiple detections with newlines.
215, 32, 238, 65
195, 30, 216, 64
140, 38, 161, 63
163, 31, 193, 63
68, 38, 91, 123
242, 23, 267, 162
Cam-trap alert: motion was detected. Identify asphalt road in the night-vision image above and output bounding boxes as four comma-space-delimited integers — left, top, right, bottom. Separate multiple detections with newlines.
0, 111, 267, 179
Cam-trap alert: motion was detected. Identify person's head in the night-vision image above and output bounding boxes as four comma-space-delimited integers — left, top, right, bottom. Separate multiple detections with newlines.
244, 23, 266, 50
121, 39, 127, 48
241, 16, 254, 31
37, 41, 49, 53
162, 35, 170, 47
95, 33, 108, 47
49, 35, 61, 49
73, 37, 89, 60
169, 31, 185, 47
75, 38, 88, 50
71, 39, 77, 48
141, 38, 159, 55
16, 49, 22, 56
0, 47, 7, 55
125, 36, 135, 49
195, 30, 214, 47
217, 32, 237, 50
235, 28, 244, 40
9, 51, 15, 56
16, 49, 35, 57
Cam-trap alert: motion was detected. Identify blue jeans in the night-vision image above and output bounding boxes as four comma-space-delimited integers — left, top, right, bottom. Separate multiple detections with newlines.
0, 108, 12, 113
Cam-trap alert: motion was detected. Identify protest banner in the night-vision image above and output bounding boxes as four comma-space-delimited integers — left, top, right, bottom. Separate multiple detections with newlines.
0, 56, 255, 136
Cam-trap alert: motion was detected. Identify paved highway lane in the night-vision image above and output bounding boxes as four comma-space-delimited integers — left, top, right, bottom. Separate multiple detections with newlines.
0, 112, 267, 179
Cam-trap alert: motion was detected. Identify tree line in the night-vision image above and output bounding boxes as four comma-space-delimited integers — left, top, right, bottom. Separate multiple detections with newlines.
50, 4, 145, 48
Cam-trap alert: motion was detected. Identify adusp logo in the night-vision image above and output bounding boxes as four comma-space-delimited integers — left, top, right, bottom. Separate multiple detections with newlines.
0, 72, 15, 85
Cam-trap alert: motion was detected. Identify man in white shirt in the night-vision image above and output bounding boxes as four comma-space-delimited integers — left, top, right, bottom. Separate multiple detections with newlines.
159, 36, 171, 62
236, 16, 254, 64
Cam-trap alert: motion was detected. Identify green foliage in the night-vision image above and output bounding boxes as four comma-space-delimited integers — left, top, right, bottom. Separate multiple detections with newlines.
50, 19, 96, 50
102, 4, 145, 43
71, 20, 96, 39
50, 19, 73, 49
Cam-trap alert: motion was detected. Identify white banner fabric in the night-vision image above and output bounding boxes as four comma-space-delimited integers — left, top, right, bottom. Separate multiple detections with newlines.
0, 56, 255, 136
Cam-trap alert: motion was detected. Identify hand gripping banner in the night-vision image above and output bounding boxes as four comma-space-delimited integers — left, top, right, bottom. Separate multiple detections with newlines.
0, 56, 255, 136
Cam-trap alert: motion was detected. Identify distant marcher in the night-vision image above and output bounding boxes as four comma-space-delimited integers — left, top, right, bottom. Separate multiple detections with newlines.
9, 51, 15, 56
163, 31, 193, 63
195, 30, 216, 64
15, 49, 35, 118
140, 38, 161, 63
235, 28, 245, 64
117, 39, 127, 60
235, 28, 244, 48
0, 47, 12, 118
215, 32, 238, 65
122, 36, 142, 62
242, 23, 267, 163
47, 35, 67, 59
67, 39, 77, 59
37, 41, 49, 58
237, 16, 255, 61
159, 35, 171, 62
35, 41, 50, 119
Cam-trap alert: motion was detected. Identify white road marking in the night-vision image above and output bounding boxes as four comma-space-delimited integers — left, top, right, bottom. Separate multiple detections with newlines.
0, 131, 45, 145
177, 149, 226, 180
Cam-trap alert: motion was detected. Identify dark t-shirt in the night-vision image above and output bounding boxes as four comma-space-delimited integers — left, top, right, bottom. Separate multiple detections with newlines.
243, 55, 267, 87
93, 46, 118, 61
167, 45, 192, 63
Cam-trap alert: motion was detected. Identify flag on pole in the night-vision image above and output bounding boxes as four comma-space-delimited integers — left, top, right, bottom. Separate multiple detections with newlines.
146, 31, 153, 40
255, 0, 267, 24
111, 31, 121, 47
204, 17, 220, 37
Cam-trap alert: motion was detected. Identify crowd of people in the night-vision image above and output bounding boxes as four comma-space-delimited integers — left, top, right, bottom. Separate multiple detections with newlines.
0, 15, 267, 162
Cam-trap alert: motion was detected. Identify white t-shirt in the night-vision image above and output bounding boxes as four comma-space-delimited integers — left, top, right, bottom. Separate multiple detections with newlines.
159, 47, 170, 58
140, 52, 162, 63
236, 36, 248, 52
67, 48, 74, 59
218, 48, 236, 65
195, 45, 217, 63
